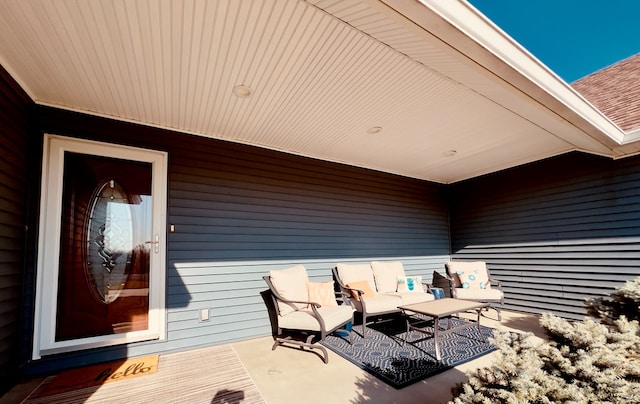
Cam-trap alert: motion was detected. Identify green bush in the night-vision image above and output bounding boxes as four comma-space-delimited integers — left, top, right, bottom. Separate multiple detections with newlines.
451, 277, 640, 404
586, 277, 640, 325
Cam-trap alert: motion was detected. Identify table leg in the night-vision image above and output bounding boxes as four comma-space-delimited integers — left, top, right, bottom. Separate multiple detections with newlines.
403, 316, 409, 346
434, 316, 441, 361
476, 309, 482, 333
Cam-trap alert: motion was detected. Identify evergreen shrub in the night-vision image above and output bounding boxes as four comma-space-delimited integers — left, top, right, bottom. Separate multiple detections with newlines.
451, 277, 640, 403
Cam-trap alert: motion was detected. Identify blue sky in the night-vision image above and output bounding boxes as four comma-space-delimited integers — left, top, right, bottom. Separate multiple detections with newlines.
468, 0, 640, 83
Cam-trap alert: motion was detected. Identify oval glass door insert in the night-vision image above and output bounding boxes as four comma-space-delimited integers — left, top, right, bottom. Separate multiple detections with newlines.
84, 179, 134, 304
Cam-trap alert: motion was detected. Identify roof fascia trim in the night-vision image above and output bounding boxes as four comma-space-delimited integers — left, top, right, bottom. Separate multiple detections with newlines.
623, 127, 640, 144
412, 0, 626, 146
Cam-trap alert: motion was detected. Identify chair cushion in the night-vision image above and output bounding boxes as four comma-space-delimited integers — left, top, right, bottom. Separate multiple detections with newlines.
389, 291, 435, 305
447, 261, 490, 289
455, 287, 503, 302
307, 281, 338, 307
346, 280, 377, 301
278, 305, 353, 332
396, 275, 423, 293
270, 265, 309, 315
360, 294, 402, 314
371, 261, 406, 293
336, 263, 376, 289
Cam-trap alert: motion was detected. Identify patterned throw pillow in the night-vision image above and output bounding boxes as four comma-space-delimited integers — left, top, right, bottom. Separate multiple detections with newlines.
456, 268, 489, 289
396, 276, 423, 293
307, 281, 338, 307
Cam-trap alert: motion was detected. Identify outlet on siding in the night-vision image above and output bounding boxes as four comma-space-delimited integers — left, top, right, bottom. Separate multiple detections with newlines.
199, 308, 210, 322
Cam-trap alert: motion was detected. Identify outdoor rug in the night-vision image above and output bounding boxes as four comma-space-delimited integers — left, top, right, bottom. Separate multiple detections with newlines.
321, 316, 497, 389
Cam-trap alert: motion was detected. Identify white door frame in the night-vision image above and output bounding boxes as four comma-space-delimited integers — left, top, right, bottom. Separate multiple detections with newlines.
33, 134, 168, 359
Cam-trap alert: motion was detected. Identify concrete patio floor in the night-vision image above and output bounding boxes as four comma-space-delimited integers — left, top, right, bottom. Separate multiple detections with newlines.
234, 309, 545, 404
1, 310, 545, 404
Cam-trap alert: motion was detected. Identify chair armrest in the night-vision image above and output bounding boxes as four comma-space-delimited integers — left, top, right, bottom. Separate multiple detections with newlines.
335, 290, 350, 305
342, 285, 364, 299
331, 267, 363, 300
279, 296, 322, 309
277, 296, 326, 329
421, 282, 433, 293
273, 293, 321, 309
443, 275, 459, 298
488, 277, 502, 289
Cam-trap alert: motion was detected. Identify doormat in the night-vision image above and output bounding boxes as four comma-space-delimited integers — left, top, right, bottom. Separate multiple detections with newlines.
22, 345, 264, 404
321, 317, 496, 389
27, 354, 159, 399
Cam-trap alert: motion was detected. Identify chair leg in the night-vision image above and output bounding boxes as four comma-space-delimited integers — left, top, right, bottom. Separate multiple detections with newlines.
495, 306, 502, 321
272, 335, 329, 364
362, 313, 367, 339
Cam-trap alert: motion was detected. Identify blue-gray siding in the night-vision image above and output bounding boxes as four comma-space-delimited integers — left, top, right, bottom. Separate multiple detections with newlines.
0, 65, 31, 395
26, 106, 450, 374
16, 106, 640, 378
11, 108, 638, 378
449, 152, 640, 319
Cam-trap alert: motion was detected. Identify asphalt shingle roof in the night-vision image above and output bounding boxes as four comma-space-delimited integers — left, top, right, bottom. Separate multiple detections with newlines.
572, 53, 640, 132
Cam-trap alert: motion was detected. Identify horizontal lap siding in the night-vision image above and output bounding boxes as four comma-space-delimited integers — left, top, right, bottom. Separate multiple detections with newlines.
0, 65, 31, 395
33, 106, 450, 368
165, 136, 450, 347
449, 152, 640, 319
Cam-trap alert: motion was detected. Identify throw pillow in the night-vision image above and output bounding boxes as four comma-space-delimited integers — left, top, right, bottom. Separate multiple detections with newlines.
431, 287, 445, 299
307, 281, 338, 308
456, 268, 489, 289
396, 276, 423, 293
346, 280, 377, 301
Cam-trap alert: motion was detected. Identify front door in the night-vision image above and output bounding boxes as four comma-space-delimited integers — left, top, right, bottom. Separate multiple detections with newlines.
34, 135, 167, 359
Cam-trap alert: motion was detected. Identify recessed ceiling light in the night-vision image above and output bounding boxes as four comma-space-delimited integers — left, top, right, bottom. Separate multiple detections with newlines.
443, 150, 457, 157
233, 84, 252, 98
367, 126, 382, 134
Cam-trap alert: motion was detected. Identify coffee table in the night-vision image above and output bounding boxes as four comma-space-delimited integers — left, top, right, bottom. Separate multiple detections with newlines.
398, 298, 490, 361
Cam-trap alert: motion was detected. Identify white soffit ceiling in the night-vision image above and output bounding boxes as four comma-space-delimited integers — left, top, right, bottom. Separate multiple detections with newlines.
0, 0, 630, 183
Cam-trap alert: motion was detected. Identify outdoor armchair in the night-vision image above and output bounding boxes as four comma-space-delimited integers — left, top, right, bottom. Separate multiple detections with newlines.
445, 261, 504, 320
263, 264, 354, 364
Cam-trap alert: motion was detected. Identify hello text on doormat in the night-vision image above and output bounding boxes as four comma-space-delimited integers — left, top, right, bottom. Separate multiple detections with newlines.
34, 354, 159, 397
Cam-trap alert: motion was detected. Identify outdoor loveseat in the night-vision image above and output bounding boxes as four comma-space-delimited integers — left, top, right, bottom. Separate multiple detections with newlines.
333, 261, 435, 337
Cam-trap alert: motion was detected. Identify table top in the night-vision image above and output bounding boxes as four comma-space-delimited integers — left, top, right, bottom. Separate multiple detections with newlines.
398, 298, 489, 318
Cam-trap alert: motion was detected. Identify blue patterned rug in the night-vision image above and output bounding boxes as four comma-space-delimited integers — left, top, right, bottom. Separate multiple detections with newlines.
321, 316, 496, 389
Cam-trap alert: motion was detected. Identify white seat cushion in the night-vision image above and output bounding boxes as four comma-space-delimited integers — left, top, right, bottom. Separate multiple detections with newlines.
455, 287, 503, 302
371, 261, 405, 293
270, 265, 309, 315
278, 305, 354, 332
387, 291, 434, 305
360, 294, 402, 314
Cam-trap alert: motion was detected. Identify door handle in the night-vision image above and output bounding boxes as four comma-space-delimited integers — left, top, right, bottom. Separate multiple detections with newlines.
145, 234, 159, 253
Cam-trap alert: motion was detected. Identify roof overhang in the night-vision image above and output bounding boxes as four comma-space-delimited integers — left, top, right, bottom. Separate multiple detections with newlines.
0, 0, 636, 183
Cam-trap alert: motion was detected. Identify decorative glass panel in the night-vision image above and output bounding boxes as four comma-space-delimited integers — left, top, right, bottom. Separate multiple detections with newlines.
85, 179, 134, 304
